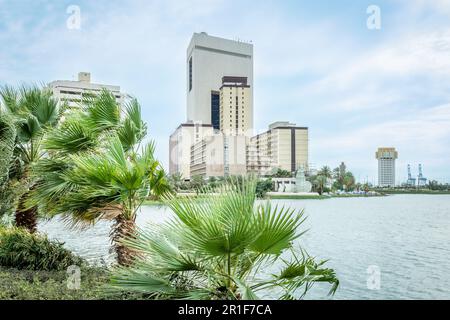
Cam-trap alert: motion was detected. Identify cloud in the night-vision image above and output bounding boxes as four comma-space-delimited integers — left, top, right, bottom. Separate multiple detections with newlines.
313, 103, 450, 181
0, 0, 449, 182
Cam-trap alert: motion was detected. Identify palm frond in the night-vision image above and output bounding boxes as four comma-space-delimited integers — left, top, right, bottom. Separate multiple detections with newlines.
234, 278, 260, 300
249, 202, 306, 255
110, 267, 176, 295
117, 99, 147, 152
44, 116, 97, 154
109, 179, 339, 299
0, 85, 20, 113
275, 249, 339, 298
84, 89, 121, 132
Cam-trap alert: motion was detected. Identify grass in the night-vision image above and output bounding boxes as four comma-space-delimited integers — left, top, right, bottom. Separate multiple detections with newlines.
142, 199, 164, 206
0, 265, 148, 300
331, 193, 385, 198
267, 194, 328, 200
267, 193, 385, 200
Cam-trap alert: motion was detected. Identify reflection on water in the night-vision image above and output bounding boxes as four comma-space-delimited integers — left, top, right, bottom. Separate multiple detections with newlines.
38, 195, 450, 299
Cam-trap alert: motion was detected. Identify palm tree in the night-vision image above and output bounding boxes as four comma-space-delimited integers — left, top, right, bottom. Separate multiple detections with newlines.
318, 166, 332, 179
0, 85, 63, 232
0, 113, 17, 217
343, 172, 355, 191
190, 175, 206, 194
168, 172, 185, 193
29, 90, 168, 265
110, 179, 339, 299
314, 175, 327, 196
0, 113, 16, 188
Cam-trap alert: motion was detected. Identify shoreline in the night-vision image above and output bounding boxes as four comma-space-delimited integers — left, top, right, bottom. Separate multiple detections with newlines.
376, 190, 450, 195
142, 190, 450, 205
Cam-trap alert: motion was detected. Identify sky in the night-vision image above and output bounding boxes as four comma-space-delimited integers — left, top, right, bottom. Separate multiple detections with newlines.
1, 0, 449, 184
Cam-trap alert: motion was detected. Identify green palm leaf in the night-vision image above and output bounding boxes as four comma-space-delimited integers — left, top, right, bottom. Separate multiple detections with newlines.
110, 179, 338, 299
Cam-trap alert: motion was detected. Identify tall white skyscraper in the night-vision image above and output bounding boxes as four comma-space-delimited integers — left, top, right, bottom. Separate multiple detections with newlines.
376, 147, 398, 187
170, 33, 254, 179
186, 32, 253, 132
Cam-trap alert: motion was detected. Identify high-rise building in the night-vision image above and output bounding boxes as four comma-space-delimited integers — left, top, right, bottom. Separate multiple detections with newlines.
170, 33, 309, 180
186, 32, 253, 131
171, 33, 254, 179
219, 76, 252, 136
376, 147, 398, 187
248, 122, 309, 176
49, 72, 124, 107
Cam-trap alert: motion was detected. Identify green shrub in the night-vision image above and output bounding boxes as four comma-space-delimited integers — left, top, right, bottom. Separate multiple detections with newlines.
256, 178, 273, 198
0, 227, 84, 271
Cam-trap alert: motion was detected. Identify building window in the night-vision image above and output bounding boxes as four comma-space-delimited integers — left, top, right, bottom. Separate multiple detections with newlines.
188, 57, 193, 92
211, 92, 220, 130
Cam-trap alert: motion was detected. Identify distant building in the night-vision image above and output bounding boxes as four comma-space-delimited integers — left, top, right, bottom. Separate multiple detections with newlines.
248, 122, 309, 176
190, 133, 247, 178
169, 123, 214, 180
170, 33, 308, 180
171, 33, 254, 179
376, 147, 398, 187
219, 76, 252, 136
49, 72, 124, 107
186, 32, 253, 130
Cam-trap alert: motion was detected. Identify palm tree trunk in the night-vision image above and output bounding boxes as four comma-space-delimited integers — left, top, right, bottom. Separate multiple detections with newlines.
15, 190, 37, 233
111, 215, 138, 266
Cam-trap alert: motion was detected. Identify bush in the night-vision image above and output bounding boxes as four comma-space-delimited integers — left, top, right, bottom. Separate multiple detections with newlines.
0, 227, 83, 271
256, 178, 273, 198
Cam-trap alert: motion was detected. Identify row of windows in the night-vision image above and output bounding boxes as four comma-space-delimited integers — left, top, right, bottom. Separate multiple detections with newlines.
188, 57, 193, 92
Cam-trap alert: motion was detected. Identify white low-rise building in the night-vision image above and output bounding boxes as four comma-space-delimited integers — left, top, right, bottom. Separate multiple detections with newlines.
49, 72, 125, 107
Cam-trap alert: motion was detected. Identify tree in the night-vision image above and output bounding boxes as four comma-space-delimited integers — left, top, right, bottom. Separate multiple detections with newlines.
0, 113, 18, 218
272, 168, 292, 178
190, 175, 206, 194
255, 178, 273, 198
362, 183, 370, 193
318, 166, 332, 179
110, 180, 339, 299
343, 172, 355, 191
0, 85, 63, 232
168, 172, 184, 193
29, 90, 168, 265
207, 176, 218, 189
331, 162, 357, 192
313, 175, 327, 195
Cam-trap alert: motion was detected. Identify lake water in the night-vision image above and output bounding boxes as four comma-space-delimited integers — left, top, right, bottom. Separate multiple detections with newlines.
38, 194, 450, 300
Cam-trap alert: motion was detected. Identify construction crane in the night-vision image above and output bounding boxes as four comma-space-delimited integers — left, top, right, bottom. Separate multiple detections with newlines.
417, 164, 427, 187
406, 164, 416, 187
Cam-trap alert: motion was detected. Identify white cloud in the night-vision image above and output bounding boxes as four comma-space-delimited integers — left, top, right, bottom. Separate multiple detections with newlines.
1, 0, 449, 181
313, 103, 450, 182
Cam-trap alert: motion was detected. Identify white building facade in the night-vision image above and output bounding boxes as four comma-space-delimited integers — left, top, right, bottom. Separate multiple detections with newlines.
248, 122, 309, 176
186, 32, 253, 131
170, 33, 309, 180
376, 147, 398, 187
49, 72, 124, 107
171, 33, 254, 179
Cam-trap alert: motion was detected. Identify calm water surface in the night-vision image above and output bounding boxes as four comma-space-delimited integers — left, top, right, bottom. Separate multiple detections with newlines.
38, 195, 450, 300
